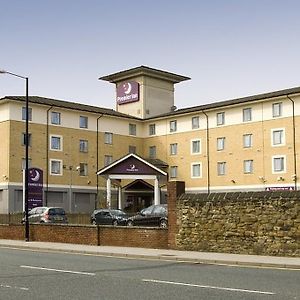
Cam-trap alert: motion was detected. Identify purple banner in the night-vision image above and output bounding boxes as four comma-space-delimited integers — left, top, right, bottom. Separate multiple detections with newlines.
116, 81, 139, 105
28, 168, 43, 210
265, 186, 295, 191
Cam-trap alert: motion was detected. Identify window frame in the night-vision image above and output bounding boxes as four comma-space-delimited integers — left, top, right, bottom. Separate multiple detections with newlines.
129, 123, 136, 136
51, 111, 61, 125
191, 139, 201, 154
22, 107, 32, 121
79, 163, 88, 176
104, 132, 113, 145
272, 155, 286, 173
79, 139, 88, 153
22, 132, 32, 147
217, 137, 225, 151
50, 135, 63, 151
243, 134, 253, 148
191, 116, 200, 129
169, 120, 177, 132
50, 159, 62, 175
104, 155, 113, 166
191, 162, 202, 178
272, 102, 282, 118
170, 143, 178, 155
243, 159, 253, 174
271, 128, 285, 146
216, 112, 225, 126
149, 145, 156, 159
149, 124, 156, 136
243, 108, 252, 122
170, 166, 178, 178
217, 161, 226, 176
79, 116, 88, 129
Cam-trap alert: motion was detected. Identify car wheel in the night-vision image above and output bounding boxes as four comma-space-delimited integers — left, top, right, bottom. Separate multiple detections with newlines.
159, 219, 167, 228
127, 220, 134, 226
112, 220, 118, 226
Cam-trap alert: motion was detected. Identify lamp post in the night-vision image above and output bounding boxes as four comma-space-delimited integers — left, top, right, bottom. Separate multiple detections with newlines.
0, 69, 30, 241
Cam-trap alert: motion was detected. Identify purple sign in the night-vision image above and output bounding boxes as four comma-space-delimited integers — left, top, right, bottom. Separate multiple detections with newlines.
265, 186, 294, 191
116, 81, 139, 105
28, 168, 43, 209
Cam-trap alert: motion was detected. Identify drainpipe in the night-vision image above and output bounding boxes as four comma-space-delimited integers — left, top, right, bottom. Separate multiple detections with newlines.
96, 114, 104, 209
202, 110, 210, 194
45, 105, 53, 206
286, 95, 297, 190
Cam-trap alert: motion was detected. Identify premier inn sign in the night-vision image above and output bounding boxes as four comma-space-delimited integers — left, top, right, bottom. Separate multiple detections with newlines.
116, 81, 139, 105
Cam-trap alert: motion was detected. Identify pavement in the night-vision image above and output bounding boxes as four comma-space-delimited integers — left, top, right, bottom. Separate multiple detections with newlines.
0, 239, 299, 269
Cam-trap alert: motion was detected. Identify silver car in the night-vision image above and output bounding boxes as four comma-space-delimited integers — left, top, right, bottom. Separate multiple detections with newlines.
24, 207, 68, 224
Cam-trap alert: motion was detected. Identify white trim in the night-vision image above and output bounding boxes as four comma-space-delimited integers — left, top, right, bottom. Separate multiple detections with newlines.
190, 139, 201, 155
272, 155, 286, 174
49, 159, 63, 176
271, 128, 285, 147
109, 174, 157, 180
50, 134, 63, 151
191, 162, 202, 178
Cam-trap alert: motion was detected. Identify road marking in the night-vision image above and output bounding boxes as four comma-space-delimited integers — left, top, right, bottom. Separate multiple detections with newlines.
20, 265, 96, 276
142, 279, 276, 295
0, 283, 29, 291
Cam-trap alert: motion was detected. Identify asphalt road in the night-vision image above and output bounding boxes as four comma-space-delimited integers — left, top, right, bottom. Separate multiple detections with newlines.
0, 247, 299, 300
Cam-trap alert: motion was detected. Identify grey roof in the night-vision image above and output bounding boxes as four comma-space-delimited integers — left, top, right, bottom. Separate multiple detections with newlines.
99, 65, 190, 84
146, 86, 300, 119
0, 96, 139, 120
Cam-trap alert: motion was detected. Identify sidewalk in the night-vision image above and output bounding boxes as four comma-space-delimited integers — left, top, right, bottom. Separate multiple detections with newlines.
0, 239, 299, 269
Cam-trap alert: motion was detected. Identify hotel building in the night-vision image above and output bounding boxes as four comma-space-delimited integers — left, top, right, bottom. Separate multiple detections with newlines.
0, 66, 299, 213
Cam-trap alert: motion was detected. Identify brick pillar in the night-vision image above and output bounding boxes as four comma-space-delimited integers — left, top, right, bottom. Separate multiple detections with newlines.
167, 181, 185, 249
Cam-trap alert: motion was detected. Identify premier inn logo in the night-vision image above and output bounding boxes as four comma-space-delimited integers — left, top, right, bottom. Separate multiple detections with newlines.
117, 81, 139, 105
126, 164, 139, 172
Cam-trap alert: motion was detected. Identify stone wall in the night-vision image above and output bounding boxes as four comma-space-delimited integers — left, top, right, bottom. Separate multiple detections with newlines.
173, 190, 300, 256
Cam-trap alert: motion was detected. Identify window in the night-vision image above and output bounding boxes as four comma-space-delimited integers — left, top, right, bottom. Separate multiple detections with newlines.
272, 129, 285, 146
170, 166, 178, 178
243, 108, 252, 122
244, 160, 253, 174
129, 124, 136, 136
51, 112, 61, 125
79, 140, 88, 152
216, 112, 225, 126
50, 135, 62, 151
22, 107, 32, 121
149, 146, 156, 159
217, 162, 226, 175
22, 133, 32, 146
104, 155, 113, 166
79, 163, 88, 176
170, 143, 178, 155
170, 120, 177, 132
149, 124, 156, 135
129, 145, 136, 154
191, 163, 201, 178
21, 158, 32, 170
192, 116, 200, 129
50, 159, 62, 175
191, 139, 201, 154
79, 116, 88, 128
272, 102, 282, 117
243, 134, 253, 148
273, 156, 285, 173
104, 132, 113, 144
217, 137, 225, 151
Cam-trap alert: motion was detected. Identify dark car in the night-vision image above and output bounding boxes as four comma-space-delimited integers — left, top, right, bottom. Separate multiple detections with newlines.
126, 204, 168, 228
23, 207, 68, 224
90, 209, 128, 226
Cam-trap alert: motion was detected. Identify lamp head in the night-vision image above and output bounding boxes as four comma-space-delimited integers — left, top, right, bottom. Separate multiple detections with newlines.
0, 70, 7, 74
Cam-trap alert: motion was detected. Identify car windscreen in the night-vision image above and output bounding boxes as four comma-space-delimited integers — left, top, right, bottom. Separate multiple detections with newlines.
111, 210, 126, 216
48, 208, 65, 215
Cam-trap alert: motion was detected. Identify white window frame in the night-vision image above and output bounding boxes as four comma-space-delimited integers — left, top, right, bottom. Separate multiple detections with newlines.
191, 139, 201, 154
243, 160, 253, 174
271, 128, 285, 146
170, 143, 178, 155
191, 162, 202, 178
192, 116, 200, 129
170, 166, 178, 178
272, 102, 282, 118
79, 116, 88, 129
50, 159, 62, 175
170, 120, 177, 132
217, 137, 225, 151
217, 162, 226, 176
50, 135, 63, 151
272, 155, 286, 173
79, 139, 88, 153
243, 134, 253, 148
216, 112, 225, 126
51, 111, 61, 125
243, 108, 252, 122
149, 124, 156, 136
104, 132, 113, 144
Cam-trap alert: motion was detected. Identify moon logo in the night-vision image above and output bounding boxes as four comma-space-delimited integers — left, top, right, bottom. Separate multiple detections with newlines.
124, 82, 132, 95
31, 170, 40, 182
130, 164, 135, 170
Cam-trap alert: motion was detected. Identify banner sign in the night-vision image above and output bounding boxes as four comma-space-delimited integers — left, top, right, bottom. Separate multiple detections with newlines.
28, 168, 43, 210
116, 81, 139, 105
265, 186, 295, 191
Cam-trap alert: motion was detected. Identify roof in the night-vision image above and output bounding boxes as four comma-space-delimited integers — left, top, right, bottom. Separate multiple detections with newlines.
145, 86, 300, 119
99, 65, 190, 84
0, 96, 139, 120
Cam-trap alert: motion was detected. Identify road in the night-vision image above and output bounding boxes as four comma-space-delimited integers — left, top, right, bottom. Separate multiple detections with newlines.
0, 246, 299, 300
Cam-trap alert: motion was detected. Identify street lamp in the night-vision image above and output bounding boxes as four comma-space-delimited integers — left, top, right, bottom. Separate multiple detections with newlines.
0, 69, 30, 241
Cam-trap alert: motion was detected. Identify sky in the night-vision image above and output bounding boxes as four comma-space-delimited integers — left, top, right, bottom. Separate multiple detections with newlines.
1, 0, 300, 110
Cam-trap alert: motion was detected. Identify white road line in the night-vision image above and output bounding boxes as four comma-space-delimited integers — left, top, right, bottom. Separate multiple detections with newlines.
0, 283, 29, 291
142, 279, 275, 295
20, 265, 96, 276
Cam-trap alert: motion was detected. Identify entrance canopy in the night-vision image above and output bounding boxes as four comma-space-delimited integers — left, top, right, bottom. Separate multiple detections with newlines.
96, 153, 167, 208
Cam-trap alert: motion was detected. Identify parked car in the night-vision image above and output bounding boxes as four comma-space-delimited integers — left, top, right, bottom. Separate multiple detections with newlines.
22, 207, 68, 224
126, 204, 168, 228
90, 209, 128, 226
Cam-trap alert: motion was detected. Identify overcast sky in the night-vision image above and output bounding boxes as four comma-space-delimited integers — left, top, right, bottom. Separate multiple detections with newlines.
1, 0, 300, 110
